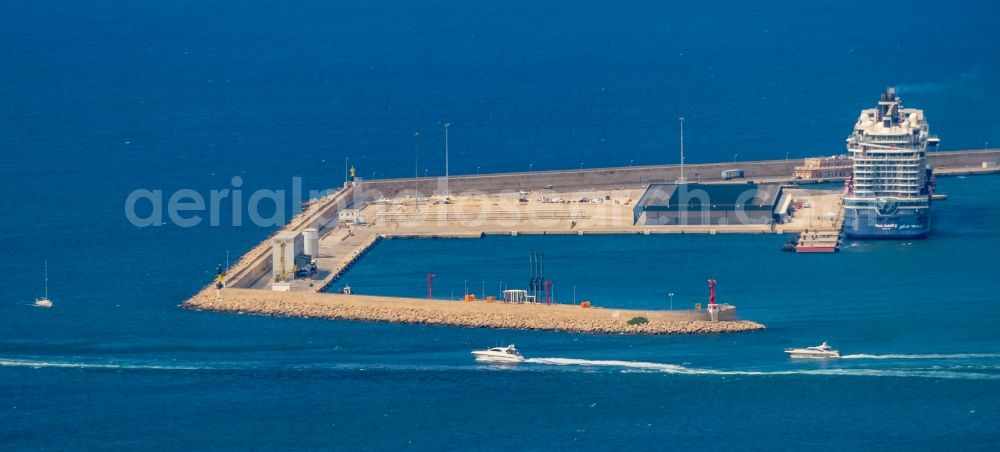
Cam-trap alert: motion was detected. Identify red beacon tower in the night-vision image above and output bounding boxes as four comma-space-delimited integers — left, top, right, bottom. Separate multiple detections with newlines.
707, 278, 720, 322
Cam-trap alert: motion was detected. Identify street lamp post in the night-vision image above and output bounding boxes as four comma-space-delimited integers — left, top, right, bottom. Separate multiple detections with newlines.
668, 292, 674, 310
414, 132, 420, 192
529, 162, 533, 173
573, 285, 577, 304
225, 250, 230, 286
464, 279, 468, 296
679, 117, 685, 183
477, 166, 481, 175
444, 123, 450, 197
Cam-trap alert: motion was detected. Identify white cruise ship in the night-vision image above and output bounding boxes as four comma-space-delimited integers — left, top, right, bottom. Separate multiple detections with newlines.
844, 88, 939, 238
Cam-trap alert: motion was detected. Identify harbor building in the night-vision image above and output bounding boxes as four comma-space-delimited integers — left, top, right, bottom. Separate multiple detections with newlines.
794, 156, 852, 180
632, 183, 783, 226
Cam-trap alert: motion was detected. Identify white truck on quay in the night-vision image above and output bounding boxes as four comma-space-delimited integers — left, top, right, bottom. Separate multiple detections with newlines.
721, 169, 744, 180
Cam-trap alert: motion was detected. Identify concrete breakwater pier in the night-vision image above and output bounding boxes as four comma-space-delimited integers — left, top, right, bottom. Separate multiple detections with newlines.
184, 289, 765, 335
184, 149, 1000, 333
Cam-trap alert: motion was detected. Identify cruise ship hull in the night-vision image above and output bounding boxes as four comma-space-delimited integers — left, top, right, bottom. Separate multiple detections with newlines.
844, 208, 930, 239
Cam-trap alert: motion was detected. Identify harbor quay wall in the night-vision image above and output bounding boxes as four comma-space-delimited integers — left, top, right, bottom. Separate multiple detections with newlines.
184, 289, 762, 335
928, 149, 1000, 168
363, 159, 801, 197
361, 150, 998, 198
360, 149, 1000, 198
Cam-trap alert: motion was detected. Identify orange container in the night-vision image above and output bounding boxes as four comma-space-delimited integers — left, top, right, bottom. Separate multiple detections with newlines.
580, 301, 591, 308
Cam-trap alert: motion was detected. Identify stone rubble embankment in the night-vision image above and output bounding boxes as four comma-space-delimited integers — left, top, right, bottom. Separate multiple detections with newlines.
184, 289, 765, 335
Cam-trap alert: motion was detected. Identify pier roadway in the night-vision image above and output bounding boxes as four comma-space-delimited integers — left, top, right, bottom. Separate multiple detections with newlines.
364, 187, 841, 236
778, 189, 843, 232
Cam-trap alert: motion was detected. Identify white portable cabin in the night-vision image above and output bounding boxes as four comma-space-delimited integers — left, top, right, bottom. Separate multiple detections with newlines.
502, 289, 535, 303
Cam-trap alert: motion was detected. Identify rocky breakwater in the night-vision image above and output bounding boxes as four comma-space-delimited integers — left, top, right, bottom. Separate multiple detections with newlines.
183, 289, 765, 335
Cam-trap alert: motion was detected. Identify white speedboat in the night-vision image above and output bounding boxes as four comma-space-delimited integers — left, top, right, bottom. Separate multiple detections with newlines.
785, 341, 840, 359
471, 344, 525, 363
33, 260, 53, 308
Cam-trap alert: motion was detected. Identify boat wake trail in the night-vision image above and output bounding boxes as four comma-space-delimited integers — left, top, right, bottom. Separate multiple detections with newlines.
841, 353, 1000, 360
0, 357, 473, 375
526, 357, 1000, 380
527, 358, 689, 373
0, 358, 206, 371
7, 356, 1000, 381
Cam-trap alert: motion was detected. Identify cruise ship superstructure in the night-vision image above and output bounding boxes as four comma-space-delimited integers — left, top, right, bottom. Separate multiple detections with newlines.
844, 88, 939, 238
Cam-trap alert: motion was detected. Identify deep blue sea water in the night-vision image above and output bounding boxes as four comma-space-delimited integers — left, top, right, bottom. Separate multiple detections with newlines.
2, 1, 1000, 449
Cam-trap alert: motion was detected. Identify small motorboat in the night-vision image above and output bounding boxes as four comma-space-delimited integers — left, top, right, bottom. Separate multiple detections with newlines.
471, 344, 525, 363
785, 341, 840, 359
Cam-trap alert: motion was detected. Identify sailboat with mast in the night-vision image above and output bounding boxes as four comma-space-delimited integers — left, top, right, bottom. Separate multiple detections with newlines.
34, 260, 53, 308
